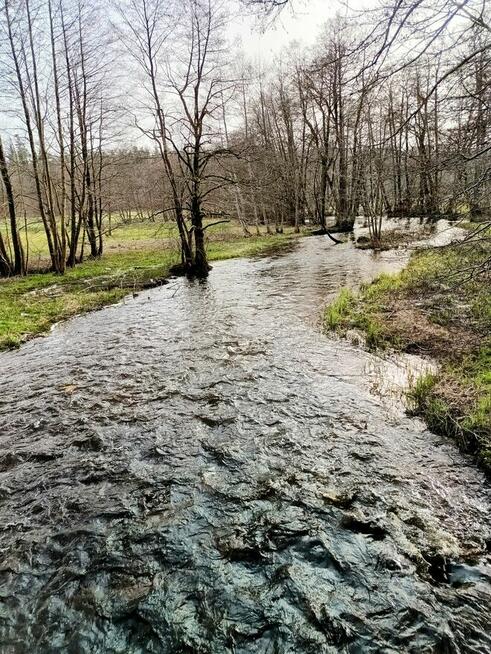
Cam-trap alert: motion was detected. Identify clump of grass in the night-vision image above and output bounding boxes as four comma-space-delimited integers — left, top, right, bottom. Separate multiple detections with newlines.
362, 318, 386, 349
408, 374, 462, 440
408, 350, 491, 472
324, 275, 398, 349
324, 288, 355, 329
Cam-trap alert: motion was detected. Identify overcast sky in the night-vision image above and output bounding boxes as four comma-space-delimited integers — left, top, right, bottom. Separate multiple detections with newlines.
230, 0, 343, 62
0, 0, 364, 138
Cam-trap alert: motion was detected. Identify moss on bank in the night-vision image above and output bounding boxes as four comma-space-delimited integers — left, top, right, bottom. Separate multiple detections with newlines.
325, 237, 491, 472
0, 228, 295, 351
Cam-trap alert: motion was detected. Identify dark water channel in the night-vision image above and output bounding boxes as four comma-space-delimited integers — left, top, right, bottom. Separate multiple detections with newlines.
0, 226, 490, 653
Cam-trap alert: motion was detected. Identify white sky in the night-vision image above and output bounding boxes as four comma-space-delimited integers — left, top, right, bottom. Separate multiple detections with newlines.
0, 0, 366, 138
229, 0, 342, 62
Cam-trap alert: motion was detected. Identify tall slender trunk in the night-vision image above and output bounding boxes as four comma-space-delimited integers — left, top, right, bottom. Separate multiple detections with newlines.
0, 135, 25, 275
0, 233, 12, 277
4, 0, 58, 271
61, 1, 79, 267
48, 0, 66, 267
190, 190, 207, 276
25, 0, 64, 272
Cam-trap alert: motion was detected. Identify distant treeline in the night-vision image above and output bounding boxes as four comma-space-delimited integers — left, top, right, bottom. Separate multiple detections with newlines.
0, 0, 489, 276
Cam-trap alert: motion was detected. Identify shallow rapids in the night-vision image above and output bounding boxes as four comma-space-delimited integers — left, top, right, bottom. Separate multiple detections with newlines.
0, 225, 490, 653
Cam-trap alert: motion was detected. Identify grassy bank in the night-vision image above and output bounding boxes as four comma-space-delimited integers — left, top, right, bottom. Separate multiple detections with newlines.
325, 234, 491, 471
0, 222, 296, 351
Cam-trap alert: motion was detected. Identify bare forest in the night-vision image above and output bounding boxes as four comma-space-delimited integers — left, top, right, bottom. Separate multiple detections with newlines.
0, 0, 489, 276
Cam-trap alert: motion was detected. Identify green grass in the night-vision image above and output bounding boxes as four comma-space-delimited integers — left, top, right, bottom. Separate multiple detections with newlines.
325, 237, 491, 472
408, 347, 491, 469
0, 223, 296, 350
0, 215, 255, 263
325, 288, 355, 330
324, 274, 402, 349
0, 250, 177, 349
207, 233, 293, 261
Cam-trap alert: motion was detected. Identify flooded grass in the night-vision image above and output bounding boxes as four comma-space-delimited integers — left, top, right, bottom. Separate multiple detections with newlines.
0, 225, 296, 350
355, 224, 437, 250
325, 236, 491, 471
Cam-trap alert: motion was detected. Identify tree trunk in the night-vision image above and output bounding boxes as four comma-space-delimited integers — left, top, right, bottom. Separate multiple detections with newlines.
0, 135, 25, 275
191, 196, 209, 277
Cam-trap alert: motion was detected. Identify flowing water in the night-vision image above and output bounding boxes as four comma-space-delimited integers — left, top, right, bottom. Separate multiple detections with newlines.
0, 225, 490, 653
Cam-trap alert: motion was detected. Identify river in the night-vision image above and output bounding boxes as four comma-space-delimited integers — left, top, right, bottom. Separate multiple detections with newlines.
0, 224, 490, 653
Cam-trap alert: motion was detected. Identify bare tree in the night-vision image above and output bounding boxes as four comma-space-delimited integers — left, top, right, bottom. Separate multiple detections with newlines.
168, 0, 234, 274
0, 133, 25, 275
116, 0, 233, 276
1, 0, 110, 272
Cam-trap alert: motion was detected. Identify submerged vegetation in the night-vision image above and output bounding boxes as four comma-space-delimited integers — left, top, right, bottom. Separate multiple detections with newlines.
325, 232, 491, 470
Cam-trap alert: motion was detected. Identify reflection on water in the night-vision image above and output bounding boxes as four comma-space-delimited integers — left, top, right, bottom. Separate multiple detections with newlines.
0, 225, 489, 653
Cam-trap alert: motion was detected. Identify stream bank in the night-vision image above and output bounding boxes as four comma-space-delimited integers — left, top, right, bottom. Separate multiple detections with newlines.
0, 229, 295, 351
325, 226, 491, 472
